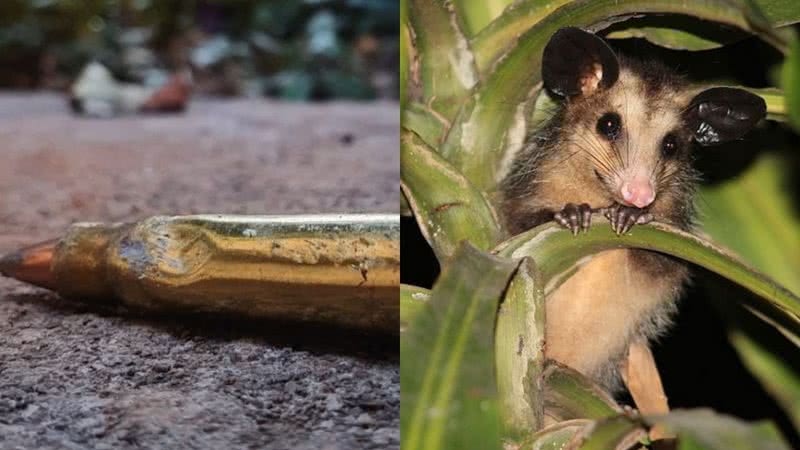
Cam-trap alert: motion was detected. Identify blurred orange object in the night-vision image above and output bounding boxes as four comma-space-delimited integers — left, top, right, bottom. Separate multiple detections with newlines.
141, 72, 192, 112
70, 62, 192, 117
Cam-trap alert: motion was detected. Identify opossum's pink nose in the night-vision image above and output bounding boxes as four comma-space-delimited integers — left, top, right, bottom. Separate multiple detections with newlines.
620, 179, 655, 208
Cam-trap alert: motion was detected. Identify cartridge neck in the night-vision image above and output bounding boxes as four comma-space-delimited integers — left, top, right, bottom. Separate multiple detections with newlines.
52, 223, 130, 303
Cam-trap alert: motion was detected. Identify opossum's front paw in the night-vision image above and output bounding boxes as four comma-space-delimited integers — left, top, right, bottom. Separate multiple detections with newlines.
554, 203, 593, 235
603, 203, 653, 235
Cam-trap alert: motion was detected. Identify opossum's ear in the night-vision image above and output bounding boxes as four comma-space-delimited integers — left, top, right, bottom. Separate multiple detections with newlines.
542, 27, 619, 98
686, 87, 766, 146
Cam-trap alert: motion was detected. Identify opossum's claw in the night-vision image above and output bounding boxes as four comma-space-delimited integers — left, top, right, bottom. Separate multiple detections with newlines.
555, 203, 593, 235
604, 203, 652, 235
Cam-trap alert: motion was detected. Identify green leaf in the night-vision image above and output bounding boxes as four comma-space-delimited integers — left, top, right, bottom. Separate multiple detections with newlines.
751, 0, 800, 27
749, 87, 787, 122
400, 243, 519, 450
401, 129, 501, 261
400, 262, 549, 437
471, 0, 799, 75
740, 0, 796, 54
605, 26, 729, 51
445, 0, 789, 191
575, 415, 646, 450
528, 88, 560, 131
495, 220, 800, 342
400, 283, 430, 332
400, 0, 409, 109
402, 102, 448, 149
679, 434, 710, 450
701, 277, 800, 432
495, 258, 546, 434
729, 330, 800, 430
452, 0, 515, 37
469, 0, 571, 74
406, 0, 478, 121
542, 361, 622, 422
781, 37, 800, 132
698, 151, 800, 296
648, 409, 791, 450
525, 409, 791, 450
518, 419, 593, 449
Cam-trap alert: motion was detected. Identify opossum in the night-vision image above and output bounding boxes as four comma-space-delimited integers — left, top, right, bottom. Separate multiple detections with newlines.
500, 27, 766, 391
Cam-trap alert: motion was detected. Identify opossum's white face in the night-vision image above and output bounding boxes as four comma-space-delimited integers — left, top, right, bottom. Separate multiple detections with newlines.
542, 27, 766, 210
570, 69, 690, 208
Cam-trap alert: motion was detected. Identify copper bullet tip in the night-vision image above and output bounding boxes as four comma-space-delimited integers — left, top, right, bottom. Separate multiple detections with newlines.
0, 239, 57, 290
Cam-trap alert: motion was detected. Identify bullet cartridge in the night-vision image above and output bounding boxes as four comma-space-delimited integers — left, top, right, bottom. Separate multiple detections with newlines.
0, 214, 400, 332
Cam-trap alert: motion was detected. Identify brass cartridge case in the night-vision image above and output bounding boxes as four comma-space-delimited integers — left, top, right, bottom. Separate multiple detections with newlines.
49, 214, 399, 332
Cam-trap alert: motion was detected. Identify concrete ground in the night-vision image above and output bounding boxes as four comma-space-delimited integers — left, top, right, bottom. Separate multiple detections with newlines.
0, 93, 399, 449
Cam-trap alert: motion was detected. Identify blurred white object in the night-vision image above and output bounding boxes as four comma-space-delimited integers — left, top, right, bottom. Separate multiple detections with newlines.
70, 61, 156, 117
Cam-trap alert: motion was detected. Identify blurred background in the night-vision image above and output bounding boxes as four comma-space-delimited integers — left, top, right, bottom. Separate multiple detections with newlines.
0, 0, 398, 101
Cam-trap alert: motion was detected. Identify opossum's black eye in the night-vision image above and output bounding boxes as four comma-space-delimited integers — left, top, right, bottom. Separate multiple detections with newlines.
596, 112, 621, 140
661, 133, 680, 158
